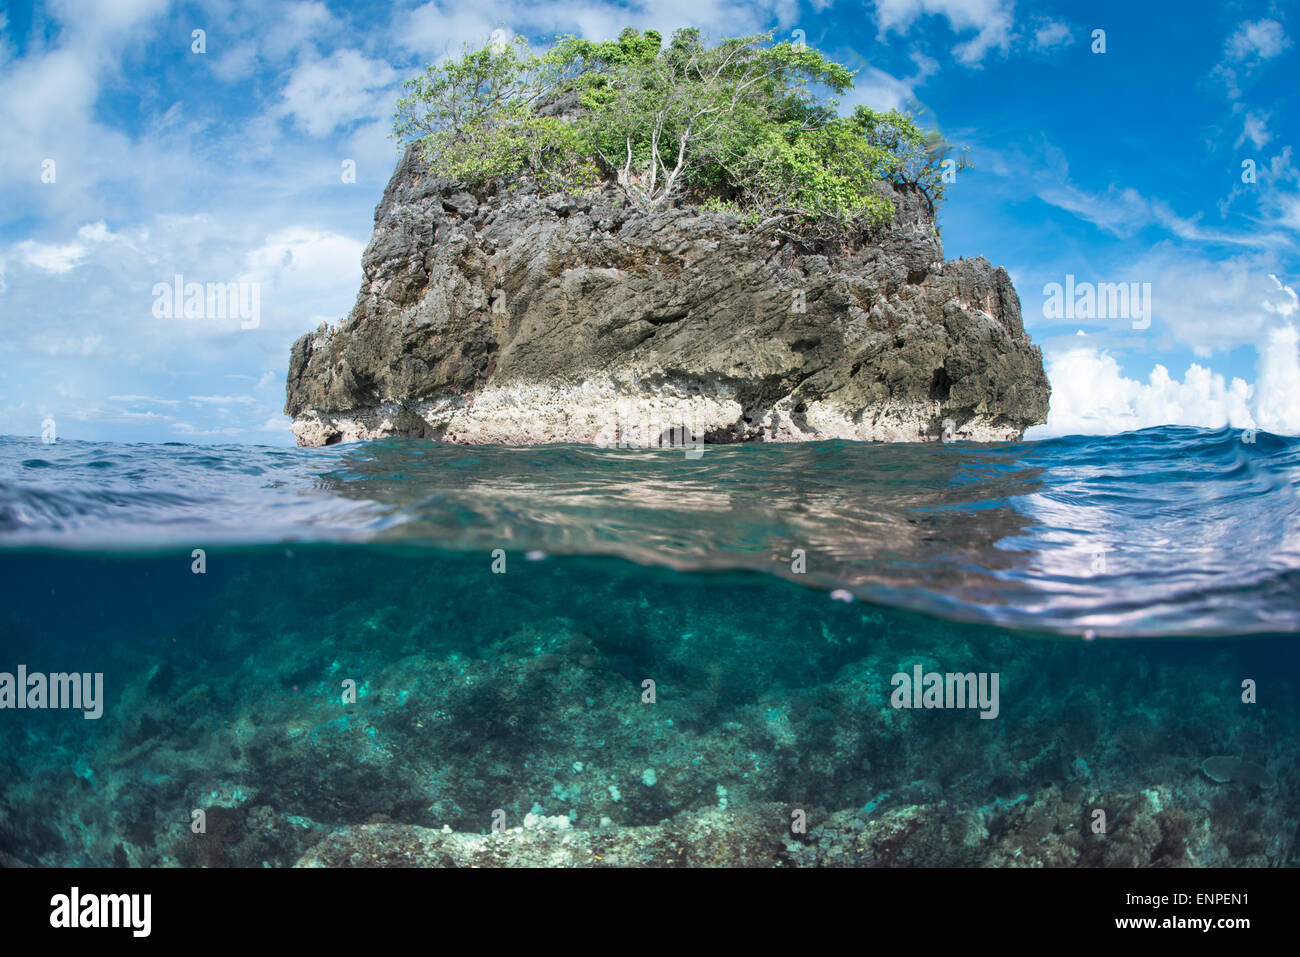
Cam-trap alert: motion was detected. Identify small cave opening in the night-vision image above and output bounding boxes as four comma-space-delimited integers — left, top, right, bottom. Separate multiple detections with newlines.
930, 367, 953, 402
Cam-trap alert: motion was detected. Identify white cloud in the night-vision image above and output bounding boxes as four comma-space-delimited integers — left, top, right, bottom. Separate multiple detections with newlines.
212, 41, 262, 84
1236, 111, 1272, 149
275, 49, 401, 137
1030, 294, 1300, 438
209, 0, 343, 83
46, 0, 170, 41
15, 240, 88, 274
1036, 182, 1151, 238
1213, 18, 1291, 101
71, 407, 169, 423
1261, 273, 1299, 319
1031, 20, 1073, 52
1225, 18, 1291, 63
76, 221, 115, 243
1254, 323, 1300, 433
9, 220, 121, 274
1028, 346, 1257, 437
256, 415, 293, 433
869, 0, 1015, 65
171, 422, 245, 436
264, 1, 340, 60
0, 0, 389, 443
1253, 147, 1300, 233
0, 0, 174, 217
188, 395, 258, 405
1026, 147, 1288, 246
840, 49, 938, 113
396, 0, 802, 60
237, 227, 365, 331
842, 66, 919, 112
1136, 256, 1299, 352
0, 48, 107, 187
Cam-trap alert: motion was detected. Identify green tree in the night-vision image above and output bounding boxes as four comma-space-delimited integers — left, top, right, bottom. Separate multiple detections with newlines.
848, 105, 969, 214
393, 35, 596, 191
393, 28, 962, 230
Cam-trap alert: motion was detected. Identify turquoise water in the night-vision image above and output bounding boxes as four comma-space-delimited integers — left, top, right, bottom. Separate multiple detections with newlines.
1, 427, 1297, 866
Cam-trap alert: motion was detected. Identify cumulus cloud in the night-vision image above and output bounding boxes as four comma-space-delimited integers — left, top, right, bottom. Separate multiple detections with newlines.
1212, 17, 1291, 102
1030, 19, 1073, 52
1225, 18, 1291, 63
14, 240, 88, 274
1029, 311, 1300, 439
1028, 344, 1254, 437
274, 49, 401, 137
1254, 323, 1300, 433
0, 1, 175, 220
869, 0, 1015, 65
7, 221, 122, 274
1026, 250, 1297, 365
237, 227, 365, 330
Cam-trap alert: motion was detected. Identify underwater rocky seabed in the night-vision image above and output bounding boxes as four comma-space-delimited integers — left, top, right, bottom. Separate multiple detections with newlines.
0, 545, 1296, 868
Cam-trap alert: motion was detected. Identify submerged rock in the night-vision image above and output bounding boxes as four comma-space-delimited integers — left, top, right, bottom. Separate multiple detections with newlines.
285, 148, 1049, 446
1202, 756, 1276, 788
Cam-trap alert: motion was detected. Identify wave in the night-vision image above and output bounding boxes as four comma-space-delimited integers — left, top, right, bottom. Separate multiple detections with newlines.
2, 426, 1298, 637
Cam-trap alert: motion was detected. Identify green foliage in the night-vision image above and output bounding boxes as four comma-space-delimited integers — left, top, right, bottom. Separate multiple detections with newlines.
393, 35, 598, 192
393, 28, 964, 232
741, 120, 895, 222
848, 105, 969, 214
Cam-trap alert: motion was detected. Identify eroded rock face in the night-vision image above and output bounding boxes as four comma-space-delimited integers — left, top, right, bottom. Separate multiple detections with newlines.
285, 147, 1049, 446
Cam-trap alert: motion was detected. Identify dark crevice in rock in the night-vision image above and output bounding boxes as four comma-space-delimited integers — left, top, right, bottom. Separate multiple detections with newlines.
930, 367, 954, 402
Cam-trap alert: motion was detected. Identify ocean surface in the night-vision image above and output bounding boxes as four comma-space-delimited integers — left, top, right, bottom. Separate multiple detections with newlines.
1, 426, 1297, 866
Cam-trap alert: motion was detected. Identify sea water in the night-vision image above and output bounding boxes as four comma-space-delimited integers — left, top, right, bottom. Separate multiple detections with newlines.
1, 426, 1297, 866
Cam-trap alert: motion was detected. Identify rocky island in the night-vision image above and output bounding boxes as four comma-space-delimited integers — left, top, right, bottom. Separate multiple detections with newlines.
285, 29, 1049, 447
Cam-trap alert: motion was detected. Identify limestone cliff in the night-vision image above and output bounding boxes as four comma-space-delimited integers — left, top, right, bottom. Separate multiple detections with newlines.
285, 147, 1049, 446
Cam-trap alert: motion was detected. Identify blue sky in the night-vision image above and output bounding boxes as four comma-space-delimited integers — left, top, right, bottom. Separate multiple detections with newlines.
1, 0, 1297, 444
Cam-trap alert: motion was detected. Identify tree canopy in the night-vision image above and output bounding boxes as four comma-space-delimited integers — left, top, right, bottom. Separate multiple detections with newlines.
393, 28, 964, 233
